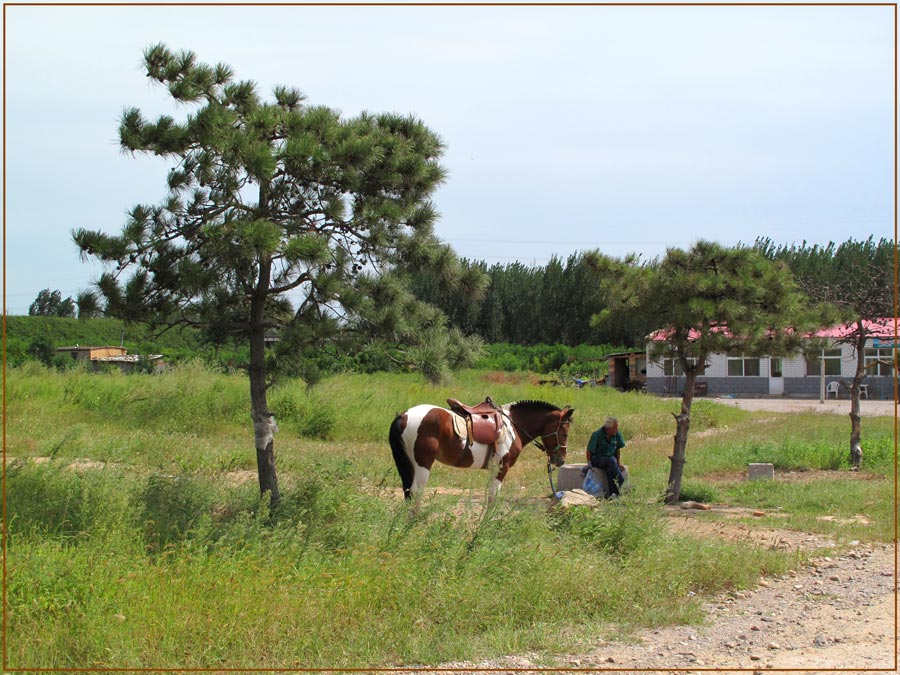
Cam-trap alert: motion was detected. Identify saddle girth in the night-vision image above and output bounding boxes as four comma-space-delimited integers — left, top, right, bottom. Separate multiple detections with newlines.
447, 396, 503, 469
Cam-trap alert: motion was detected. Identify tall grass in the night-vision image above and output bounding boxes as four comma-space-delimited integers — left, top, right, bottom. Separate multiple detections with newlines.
6, 363, 893, 667
8, 457, 793, 668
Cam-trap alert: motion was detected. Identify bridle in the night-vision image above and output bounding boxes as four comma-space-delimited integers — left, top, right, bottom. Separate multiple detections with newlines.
532, 418, 569, 457
503, 410, 570, 496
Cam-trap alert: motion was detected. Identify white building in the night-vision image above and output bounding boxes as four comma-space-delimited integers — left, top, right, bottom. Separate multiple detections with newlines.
644, 319, 896, 400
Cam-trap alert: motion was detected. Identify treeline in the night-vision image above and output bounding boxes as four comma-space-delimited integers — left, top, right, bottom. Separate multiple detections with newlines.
5, 316, 206, 368
409, 253, 644, 346
410, 238, 896, 348
6, 316, 621, 377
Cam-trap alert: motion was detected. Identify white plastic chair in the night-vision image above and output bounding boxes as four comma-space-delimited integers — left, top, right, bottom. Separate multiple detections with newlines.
825, 381, 840, 399
859, 384, 869, 399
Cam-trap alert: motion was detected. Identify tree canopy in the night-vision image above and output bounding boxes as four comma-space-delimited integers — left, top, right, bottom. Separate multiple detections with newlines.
756, 236, 896, 468
73, 44, 484, 504
28, 288, 76, 318
591, 241, 817, 502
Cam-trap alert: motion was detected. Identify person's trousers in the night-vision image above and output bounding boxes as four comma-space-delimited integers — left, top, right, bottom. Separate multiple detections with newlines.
591, 456, 624, 497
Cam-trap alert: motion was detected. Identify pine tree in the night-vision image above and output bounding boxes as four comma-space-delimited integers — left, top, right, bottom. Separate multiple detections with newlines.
591, 241, 817, 502
756, 237, 895, 469
73, 44, 482, 505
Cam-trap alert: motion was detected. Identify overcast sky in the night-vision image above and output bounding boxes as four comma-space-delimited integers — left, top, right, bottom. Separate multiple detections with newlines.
4, 3, 894, 315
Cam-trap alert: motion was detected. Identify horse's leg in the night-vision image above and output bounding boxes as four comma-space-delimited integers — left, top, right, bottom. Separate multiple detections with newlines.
389, 413, 414, 499
486, 454, 510, 503
409, 465, 432, 507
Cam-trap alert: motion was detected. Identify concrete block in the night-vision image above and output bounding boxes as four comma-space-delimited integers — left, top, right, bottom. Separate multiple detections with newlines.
557, 463, 588, 491
748, 463, 775, 481
555, 463, 630, 494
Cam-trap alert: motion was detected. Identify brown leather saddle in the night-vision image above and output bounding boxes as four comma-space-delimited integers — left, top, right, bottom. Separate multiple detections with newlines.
447, 396, 505, 468
447, 396, 502, 444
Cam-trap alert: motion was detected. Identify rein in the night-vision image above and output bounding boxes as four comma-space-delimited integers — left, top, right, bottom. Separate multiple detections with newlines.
502, 409, 568, 496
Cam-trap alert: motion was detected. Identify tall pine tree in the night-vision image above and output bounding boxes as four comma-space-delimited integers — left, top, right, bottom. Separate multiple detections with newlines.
74, 44, 483, 505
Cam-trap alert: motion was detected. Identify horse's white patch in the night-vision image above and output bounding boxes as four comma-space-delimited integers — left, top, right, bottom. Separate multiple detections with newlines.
401, 405, 438, 468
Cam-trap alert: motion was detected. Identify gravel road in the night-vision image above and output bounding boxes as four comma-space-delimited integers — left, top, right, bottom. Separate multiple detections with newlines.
709, 396, 896, 417
433, 541, 897, 673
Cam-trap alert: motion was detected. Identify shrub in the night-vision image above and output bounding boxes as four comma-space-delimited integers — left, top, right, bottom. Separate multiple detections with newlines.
134, 473, 215, 554
548, 496, 666, 557
678, 481, 719, 504
298, 402, 337, 440
7, 460, 132, 540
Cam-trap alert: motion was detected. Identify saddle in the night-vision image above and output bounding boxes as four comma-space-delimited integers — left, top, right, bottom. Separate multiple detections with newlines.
447, 396, 503, 446
446, 397, 505, 468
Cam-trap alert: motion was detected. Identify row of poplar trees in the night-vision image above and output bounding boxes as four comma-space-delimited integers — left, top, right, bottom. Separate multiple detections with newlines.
74, 44, 894, 505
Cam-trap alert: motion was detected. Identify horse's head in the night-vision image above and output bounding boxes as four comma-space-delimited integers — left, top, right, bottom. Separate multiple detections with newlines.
539, 406, 575, 467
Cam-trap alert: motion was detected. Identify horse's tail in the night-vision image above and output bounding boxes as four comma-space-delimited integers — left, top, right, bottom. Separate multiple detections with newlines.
389, 413, 414, 500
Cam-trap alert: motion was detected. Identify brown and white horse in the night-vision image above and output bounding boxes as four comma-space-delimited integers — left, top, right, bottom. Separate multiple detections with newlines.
389, 400, 574, 503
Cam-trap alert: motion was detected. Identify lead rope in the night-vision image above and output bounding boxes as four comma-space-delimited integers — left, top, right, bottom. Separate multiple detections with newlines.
547, 459, 559, 497
532, 435, 560, 497
502, 410, 563, 498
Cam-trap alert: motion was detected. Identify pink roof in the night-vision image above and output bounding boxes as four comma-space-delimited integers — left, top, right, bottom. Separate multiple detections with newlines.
812, 319, 896, 339
650, 319, 897, 342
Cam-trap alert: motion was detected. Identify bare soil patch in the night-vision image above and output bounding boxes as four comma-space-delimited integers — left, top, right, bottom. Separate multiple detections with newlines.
433, 542, 897, 673
711, 396, 896, 417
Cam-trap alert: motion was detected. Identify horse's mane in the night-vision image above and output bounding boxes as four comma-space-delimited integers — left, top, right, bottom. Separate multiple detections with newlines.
509, 400, 561, 413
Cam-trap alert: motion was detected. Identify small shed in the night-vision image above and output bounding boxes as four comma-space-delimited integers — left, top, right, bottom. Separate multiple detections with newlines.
605, 350, 647, 391
57, 345, 128, 362
56, 346, 164, 373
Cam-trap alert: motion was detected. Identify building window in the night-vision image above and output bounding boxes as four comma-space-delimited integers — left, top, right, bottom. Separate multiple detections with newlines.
727, 352, 760, 377
865, 348, 895, 377
806, 349, 842, 376
662, 357, 696, 376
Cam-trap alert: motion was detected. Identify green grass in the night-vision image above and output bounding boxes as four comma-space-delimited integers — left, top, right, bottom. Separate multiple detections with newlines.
5, 363, 895, 668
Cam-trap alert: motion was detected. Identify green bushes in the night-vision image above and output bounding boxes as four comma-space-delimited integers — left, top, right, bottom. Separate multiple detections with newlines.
475, 342, 624, 375
549, 494, 667, 556
269, 387, 337, 440
7, 460, 133, 541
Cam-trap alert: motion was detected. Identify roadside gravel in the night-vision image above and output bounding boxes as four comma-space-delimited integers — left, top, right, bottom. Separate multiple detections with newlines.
433, 542, 897, 673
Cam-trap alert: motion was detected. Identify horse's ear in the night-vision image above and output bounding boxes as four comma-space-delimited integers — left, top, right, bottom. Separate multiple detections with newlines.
562, 407, 575, 420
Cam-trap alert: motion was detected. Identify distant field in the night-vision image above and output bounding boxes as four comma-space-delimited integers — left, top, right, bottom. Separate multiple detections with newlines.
6, 364, 894, 668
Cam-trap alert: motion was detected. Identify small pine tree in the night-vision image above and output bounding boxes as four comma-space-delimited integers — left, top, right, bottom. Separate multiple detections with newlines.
757, 236, 895, 469
592, 241, 819, 503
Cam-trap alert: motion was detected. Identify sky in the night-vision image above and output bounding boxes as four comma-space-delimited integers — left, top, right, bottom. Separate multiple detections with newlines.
3, 3, 895, 315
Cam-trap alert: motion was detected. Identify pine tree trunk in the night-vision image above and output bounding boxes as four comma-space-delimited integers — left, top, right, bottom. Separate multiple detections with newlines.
249, 262, 280, 507
665, 370, 696, 504
848, 330, 866, 470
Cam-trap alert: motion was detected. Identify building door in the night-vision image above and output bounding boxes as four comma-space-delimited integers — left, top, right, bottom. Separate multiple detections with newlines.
768, 357, 784, 395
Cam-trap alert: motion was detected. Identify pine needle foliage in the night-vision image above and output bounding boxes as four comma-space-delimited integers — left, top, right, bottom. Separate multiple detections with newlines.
589, 241, 821, 503
72, 44, 484, 503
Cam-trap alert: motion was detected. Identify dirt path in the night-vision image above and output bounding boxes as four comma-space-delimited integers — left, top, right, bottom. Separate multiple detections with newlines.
710, 396, 896, 417
434, 533, 897, 674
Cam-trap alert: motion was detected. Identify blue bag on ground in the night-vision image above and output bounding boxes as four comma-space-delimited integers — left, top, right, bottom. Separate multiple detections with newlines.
581, 466, 606, 497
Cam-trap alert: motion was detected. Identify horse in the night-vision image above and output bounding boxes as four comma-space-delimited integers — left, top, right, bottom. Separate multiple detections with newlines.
388, 400, 575, 503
